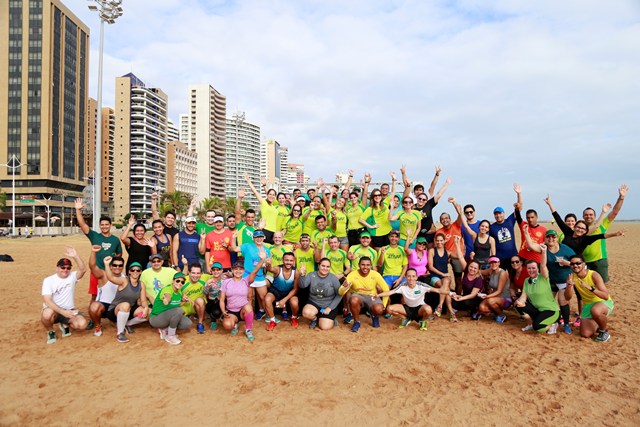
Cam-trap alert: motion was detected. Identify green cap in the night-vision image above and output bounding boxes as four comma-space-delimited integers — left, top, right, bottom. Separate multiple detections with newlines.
173, 272, 186, 280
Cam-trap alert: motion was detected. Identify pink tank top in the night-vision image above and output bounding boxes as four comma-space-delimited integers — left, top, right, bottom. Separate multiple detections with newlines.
408, 249, 428, 276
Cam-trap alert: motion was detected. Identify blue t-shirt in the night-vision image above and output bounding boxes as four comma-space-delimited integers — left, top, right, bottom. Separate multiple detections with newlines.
489, 213, 517, 260
546, 244, 575, 284
461, 221, 481, 259
240, 243, 271, 281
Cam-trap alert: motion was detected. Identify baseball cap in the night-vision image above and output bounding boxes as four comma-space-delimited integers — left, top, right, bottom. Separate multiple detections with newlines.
253, 230, 265, 238
360, 231, 371, 238
173, 272, 186, 280
56, 258, 72, 267
493, 206, 505, 214
129, 262, 143, 269
232, 261, 244, 269
545, 229, 558, 237
488, 256, 500, 264
213, 216, 224, 222
211, 262, 223, 269
416, 237, 427, 244
296, 196, 306, 202
185, 216, 197, 223
149, 253, 163, 261
389, 230, 400, 236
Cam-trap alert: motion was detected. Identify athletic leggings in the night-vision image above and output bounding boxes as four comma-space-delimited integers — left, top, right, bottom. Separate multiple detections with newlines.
149, 307, 193, 330
515, 300, 559, 332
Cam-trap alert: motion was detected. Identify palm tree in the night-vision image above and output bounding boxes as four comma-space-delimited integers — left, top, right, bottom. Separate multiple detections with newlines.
159, 191, 191, 218
0, 191, 6, 212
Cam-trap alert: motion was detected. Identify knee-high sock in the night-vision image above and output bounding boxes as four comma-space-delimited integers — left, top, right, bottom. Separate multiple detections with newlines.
116, 312, 129, 334
560, 304, 570, 324
245, 312, 254, 331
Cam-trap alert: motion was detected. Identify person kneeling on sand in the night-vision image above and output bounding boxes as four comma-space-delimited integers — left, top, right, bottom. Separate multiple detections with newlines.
374, 268, 433, 331
41, 246, 89, 344
264, 252, 300, 331
299, 258, 342, 330
340, 256, 389, 333
564, 255, 614, 342
149, 272, 193, 345
220, 255, 267, 342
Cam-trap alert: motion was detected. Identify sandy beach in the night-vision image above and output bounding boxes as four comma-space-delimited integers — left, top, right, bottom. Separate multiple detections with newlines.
1, 222, 638, 426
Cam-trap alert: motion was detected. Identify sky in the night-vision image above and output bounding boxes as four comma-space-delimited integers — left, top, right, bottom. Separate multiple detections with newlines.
70, 0, 639, 220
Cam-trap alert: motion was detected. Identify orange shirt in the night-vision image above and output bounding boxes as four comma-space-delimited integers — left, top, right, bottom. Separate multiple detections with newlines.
438, 222, 465, 258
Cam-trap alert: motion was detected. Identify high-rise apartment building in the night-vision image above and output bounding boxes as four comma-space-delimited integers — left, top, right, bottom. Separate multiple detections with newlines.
87, 98, 115, 212
166, 140, 198, 196
225, 111, 260, 208
278, 145, 289, 188
167, 119, 179, 143
113, 73, 168, 221
179, 113, 189, 146
187, 84, 226, 201
0, 0, 89, 225
262, 139, 281, 187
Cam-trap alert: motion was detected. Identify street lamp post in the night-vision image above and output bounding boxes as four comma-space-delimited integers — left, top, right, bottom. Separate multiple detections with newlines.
88, 0, 123, 230
0, 154, 28, 237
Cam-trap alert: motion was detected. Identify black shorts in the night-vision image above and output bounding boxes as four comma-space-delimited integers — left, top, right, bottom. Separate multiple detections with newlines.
403, 304, 426, 321
97, 301, 110, 318
227, 310, 243, 321
307, 301, 338, 320
348, 228, 366, 247
269, 287, 292, 301
106, 303, 139, 322
54, 313, 72, 325
371, 234, 390, 248
263, 229, 275, 245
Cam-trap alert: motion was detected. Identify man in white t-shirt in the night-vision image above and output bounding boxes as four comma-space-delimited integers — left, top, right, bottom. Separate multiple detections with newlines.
41, 246, 88, 344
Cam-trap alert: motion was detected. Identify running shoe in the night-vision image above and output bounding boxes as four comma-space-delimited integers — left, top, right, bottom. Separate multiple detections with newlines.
267, 320, 277, 331
197, 323, 205, 334
419, 320, 428, 331
116, 333, 129, 343
158, 328, 167, 340
450, 312, 458, 323
471, 312, 482, 321
230, 324, 239, 335
521, 324, 533, 332
47, 331, 56, 344
255, 309, 266, 320
165, 335, 181, 345
434, 305, 442, 318
342, 308, 349, 317
495, 314, 507, 324
383, 313, 392, 319
399, 318, 411, 329
59, 323, 71, 337
309, 318, 318, 329
371, 315, 380, 328
291, 317, 299, 328
125, 325, 135, 334
343, 312, 354, 324
265, 316, 280, 324
558, 318, 564, 326
85, 319, 95, 331
94, 325, 103, 336
351, 320, 361, 333
563, 324, 572, 335
246, 329, 255, 341
282, 311, 289, 321
547, 323, 558, 335
210, 321, 217, 330
595, 329, 611, 342
573, 317, 581, 327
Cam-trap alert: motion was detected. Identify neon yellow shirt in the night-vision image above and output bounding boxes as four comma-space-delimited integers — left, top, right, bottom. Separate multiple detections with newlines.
397, 210, 421, 240
325, 249, 350, 276
345, 202, 365, 231
181, 280, 206, 315
260, 200, 279, 232
571, 270, 612, 306
380, 246, 408, 276
313, 229, 333, 254
266, 244, 292, 267
348, 244, 379, 270
360, 205, 392, 236
329, 209, 348, 237
275, 205, 291, 233
583, 217, 611, 263
302, 208, 323, 234
295, 247, 316, 273
283, 217, 303, 243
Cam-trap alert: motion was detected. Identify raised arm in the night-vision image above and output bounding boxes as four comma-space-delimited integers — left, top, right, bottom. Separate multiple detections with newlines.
400, 165, 411, 201
151, 192, 160, 220
589, 203, 612, 233
427, 166, 441, 198
244, 173, 264, 204
103, 256, 126, 286
432, 177, 451, 203
454, 236, 466, 271
186, 196, 197, 218
120, 215, 135, 247
235, 188, 246, 222
514, 183, 523, 216
521, 223, 542, 253
539, 243, 549, 278
74, 198, 91, 234
390, 171, 397, 200
66, 245, 86, 280
344, 169, 354, 192
607, 184, 628, 223
361, 173, 371, 206
448, 197, 462, 225
246, 251, 267, 284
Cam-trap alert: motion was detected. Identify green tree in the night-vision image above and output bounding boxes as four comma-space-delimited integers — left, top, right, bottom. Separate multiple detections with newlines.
0, 191, 6, 212
159, 191, 191, 218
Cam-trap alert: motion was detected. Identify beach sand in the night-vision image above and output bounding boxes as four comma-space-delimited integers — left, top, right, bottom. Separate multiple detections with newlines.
1, 223, 638, 426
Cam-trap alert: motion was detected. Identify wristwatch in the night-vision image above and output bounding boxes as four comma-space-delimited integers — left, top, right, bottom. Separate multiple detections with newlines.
590, 286, 596, 292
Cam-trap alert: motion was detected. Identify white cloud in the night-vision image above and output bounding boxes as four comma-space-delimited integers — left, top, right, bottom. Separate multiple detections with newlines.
72, 0, 639, 219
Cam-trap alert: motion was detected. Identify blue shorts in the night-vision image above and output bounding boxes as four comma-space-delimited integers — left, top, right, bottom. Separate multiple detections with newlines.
384, 275, 405, 288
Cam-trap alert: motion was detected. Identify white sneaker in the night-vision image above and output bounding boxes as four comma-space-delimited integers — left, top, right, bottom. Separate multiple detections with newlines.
165, 335, 181, 345
93, 326, 103, 337
158, 328, 167, 340
521, 324, 533, 332
547, 323, 558, 335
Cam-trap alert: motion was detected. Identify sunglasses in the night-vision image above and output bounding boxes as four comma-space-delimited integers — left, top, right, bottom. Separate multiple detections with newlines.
111, 264, 124, 268
464, 211, 474, 215
174, 279, 185, 284
417, 197, 427, 201
59, 266, 72, 270
151, 259, 163, 263
129, 268, 141, 272
511, 260, 521, 264
570, 261, 583, 267
402, 200, 412, 204
575, 227, 587, 231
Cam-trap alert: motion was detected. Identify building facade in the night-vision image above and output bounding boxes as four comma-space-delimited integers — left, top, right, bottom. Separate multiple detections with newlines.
166, 140, 198, 196
187, 84, 226, 201
0, 0, 89, 225
225, 111, 260, 208
113, 73, 168, 221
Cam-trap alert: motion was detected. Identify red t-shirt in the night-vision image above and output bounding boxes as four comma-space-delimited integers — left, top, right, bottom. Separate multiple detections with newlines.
438, 222, 465, 258
205, 229, 233, 269
518, 223, 547, 263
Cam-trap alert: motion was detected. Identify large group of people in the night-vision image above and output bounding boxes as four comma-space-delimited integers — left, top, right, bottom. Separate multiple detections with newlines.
40, 168, 628, 346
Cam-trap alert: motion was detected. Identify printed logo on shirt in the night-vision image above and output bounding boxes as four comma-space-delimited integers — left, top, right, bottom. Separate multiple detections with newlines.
497, 228, 512, 243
